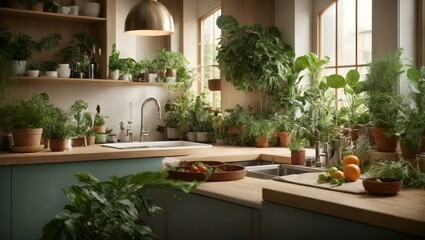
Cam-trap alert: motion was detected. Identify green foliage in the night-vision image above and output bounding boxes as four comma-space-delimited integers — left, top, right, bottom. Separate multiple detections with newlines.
4, 93, 55, 129
246, 116, 277, 138
59, 32, 100, 64
396, 98, 424, 150
108, 44, 122, 71
216, 15, 295, 114
41, 61, 58, 71
364, 159, 425, 188
152, 49, 189, 83
288, 125, 308, 151
41, 171, 198, 240
364, 49, 404, 129
43, 107, 73, 140
8, 33, 40, 60
406, 65, 425, 133
69, 99, 90, 137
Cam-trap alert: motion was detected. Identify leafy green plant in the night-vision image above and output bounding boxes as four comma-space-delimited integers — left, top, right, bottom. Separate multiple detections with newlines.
363, 48, 404, 130
59, 32, 100, 64
27, 63, 41, 70
41, 171, 198, 240
246, 116, 276, 138
108, 44, 122, 71
4, 92, 55, 129
8, 33, 40, 60
396, 99, 423, 151
69, 99, 90, 137
216, 15, 294, 115
406, 65, 425, 134
288, 124, 308, 151
326, 69, 369, 125
41, 61, 58, 71
364, 159, 425, 188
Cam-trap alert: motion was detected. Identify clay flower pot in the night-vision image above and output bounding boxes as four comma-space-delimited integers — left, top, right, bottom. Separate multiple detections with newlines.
291, 149, 306, 165
255, 136, 269, 148
208, 79, 221, 91
371, 127, 399, 152
49, 139, 66, 152
11, 128, 43, 146
278, 131, 292, 147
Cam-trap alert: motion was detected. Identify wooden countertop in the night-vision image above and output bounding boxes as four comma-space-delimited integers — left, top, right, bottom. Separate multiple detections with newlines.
1, 143, 423, 237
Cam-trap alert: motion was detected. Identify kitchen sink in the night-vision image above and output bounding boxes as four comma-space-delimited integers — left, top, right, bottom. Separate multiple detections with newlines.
101, 141, 212, 150
245, 164, 324, 179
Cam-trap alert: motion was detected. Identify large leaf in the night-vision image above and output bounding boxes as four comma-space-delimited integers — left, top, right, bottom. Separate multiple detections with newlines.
216, 15, 239, 32
294, 56, 308, 71
407, 67, 421, 81
346, 69, 360, 87
326, 74, 346, 88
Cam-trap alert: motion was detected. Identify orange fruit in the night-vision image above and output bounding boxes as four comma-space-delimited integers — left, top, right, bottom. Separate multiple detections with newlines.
331, 170, 345, 180
342, 155, 360, 169
343, 164, 361, 182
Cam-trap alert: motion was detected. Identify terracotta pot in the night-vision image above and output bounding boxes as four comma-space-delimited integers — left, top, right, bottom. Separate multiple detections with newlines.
49, 139, 66, 152
11, 128, 43, 146
87, 135, 95, 145
255, 136, 269, 148
399, 142, 420, 160
30, 3, 44, 11
278, 131, 292, 147
291, 149, 306, 165
94, 125, 106, 134
71, 137, 85, 147
371, 127, 398, 152
208, 79, 221, 91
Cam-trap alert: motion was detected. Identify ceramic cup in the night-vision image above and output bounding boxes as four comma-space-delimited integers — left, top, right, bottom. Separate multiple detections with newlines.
69, 5, 79, 15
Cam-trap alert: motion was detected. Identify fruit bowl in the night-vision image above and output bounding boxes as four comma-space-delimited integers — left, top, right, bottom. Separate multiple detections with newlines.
362, 178, 403, 195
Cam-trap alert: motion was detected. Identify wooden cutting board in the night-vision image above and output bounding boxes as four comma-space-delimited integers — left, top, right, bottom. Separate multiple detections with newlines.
274, 172, 367, 194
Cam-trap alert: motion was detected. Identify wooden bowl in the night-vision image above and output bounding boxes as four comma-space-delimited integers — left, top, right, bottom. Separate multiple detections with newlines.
167, 164, 246, 182
362, 178, 403, 195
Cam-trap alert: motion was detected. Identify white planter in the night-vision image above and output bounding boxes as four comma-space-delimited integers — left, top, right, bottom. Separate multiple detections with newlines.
45, 71, 58, 78
27, 70, 39, 77
57, 68, 71, 78
60, 6, 70, 14
58, 63, 70, 69
166, 77, 177, 83
69, 5, 79, 15
83, 2, 101, 17
167, 127, 180, 140
196, 132, 208, 143
121, 73, 132, 81
11, 60, 26, 76
186, 132, 196, 142
109, 69, 120, 80
149, 73, 158, 82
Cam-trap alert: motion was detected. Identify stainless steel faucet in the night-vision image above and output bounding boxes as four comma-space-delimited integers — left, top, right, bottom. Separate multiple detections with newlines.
140, 97, 162, 142
315, 141, 329, 167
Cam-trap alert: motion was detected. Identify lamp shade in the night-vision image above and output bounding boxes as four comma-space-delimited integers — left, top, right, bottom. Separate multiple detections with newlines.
125, 0, 174, 36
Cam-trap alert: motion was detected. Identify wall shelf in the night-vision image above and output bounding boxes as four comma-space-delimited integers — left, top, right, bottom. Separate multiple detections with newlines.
14, 77, 167, 86
0, 7, 106, 23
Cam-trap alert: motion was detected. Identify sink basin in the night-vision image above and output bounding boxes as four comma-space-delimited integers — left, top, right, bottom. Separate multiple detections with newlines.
101, 141, 212, 150
246, 164, 324, 179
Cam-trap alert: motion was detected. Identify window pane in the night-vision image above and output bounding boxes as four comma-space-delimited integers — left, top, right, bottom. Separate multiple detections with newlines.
357, 0, 372, 64
321, 3, 336, 66
337, 0, 356, 65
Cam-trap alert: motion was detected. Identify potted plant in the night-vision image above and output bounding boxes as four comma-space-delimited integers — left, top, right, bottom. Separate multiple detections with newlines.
41, 171, 198, 239
43, 107, 73, 152
153, 48, 188, 83
41, 60, 58, 78
363, 49, 404, 152
396, 99, 423, 160
246, 116, 276, 148
406, 65, 425, 152
27, 63, 41, 77
326, 69, 369, 141
164, 95, 191, 140
8, 33, 40, 76
69, 99, 91, 146
288, 127, 308, 165
108, 44, 122, 80
120, 57, 136, 81
5, 93, 54, 152
275, 114, 294, 147
216, 15, 294, 115
93, 105, 108, 134
222, 104, 251, 146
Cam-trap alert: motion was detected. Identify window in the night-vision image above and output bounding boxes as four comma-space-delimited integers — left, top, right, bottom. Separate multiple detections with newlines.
199, 6, 221, 109
319, 0, 372, 106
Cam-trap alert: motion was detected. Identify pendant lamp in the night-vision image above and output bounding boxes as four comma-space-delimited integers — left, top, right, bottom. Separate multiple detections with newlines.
125, 0, 174, 36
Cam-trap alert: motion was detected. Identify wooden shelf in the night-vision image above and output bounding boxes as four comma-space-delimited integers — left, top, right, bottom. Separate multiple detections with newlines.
0, 7, 106, 23
14, 77, 167, 86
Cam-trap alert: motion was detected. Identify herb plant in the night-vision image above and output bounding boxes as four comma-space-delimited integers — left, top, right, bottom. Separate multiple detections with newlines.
41, 171, 198, 240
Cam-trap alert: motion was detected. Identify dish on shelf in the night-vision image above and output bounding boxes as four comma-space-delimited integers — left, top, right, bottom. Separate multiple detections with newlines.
362, 178, 403, 195
167, 164, 246, 182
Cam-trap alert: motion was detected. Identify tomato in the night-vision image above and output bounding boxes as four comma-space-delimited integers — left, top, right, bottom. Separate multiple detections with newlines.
198, 165, 207, 173
190, 165, 199, 172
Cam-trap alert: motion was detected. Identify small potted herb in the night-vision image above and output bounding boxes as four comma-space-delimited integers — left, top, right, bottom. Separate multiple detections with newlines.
246, 116, 277, 148
108, 44, 122, 80
41, 61, 58, 78
93, 105, 108, 134
288, 127, 308, 165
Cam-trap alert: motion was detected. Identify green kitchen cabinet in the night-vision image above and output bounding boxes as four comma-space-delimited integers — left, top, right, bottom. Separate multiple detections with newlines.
166, 192, 260, 240
10, 157, 164, 240
0, 166, 11, 240
260, 201, 422, 240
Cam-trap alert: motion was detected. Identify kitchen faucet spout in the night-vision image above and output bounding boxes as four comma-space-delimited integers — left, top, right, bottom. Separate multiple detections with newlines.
140, 97, 162, 142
